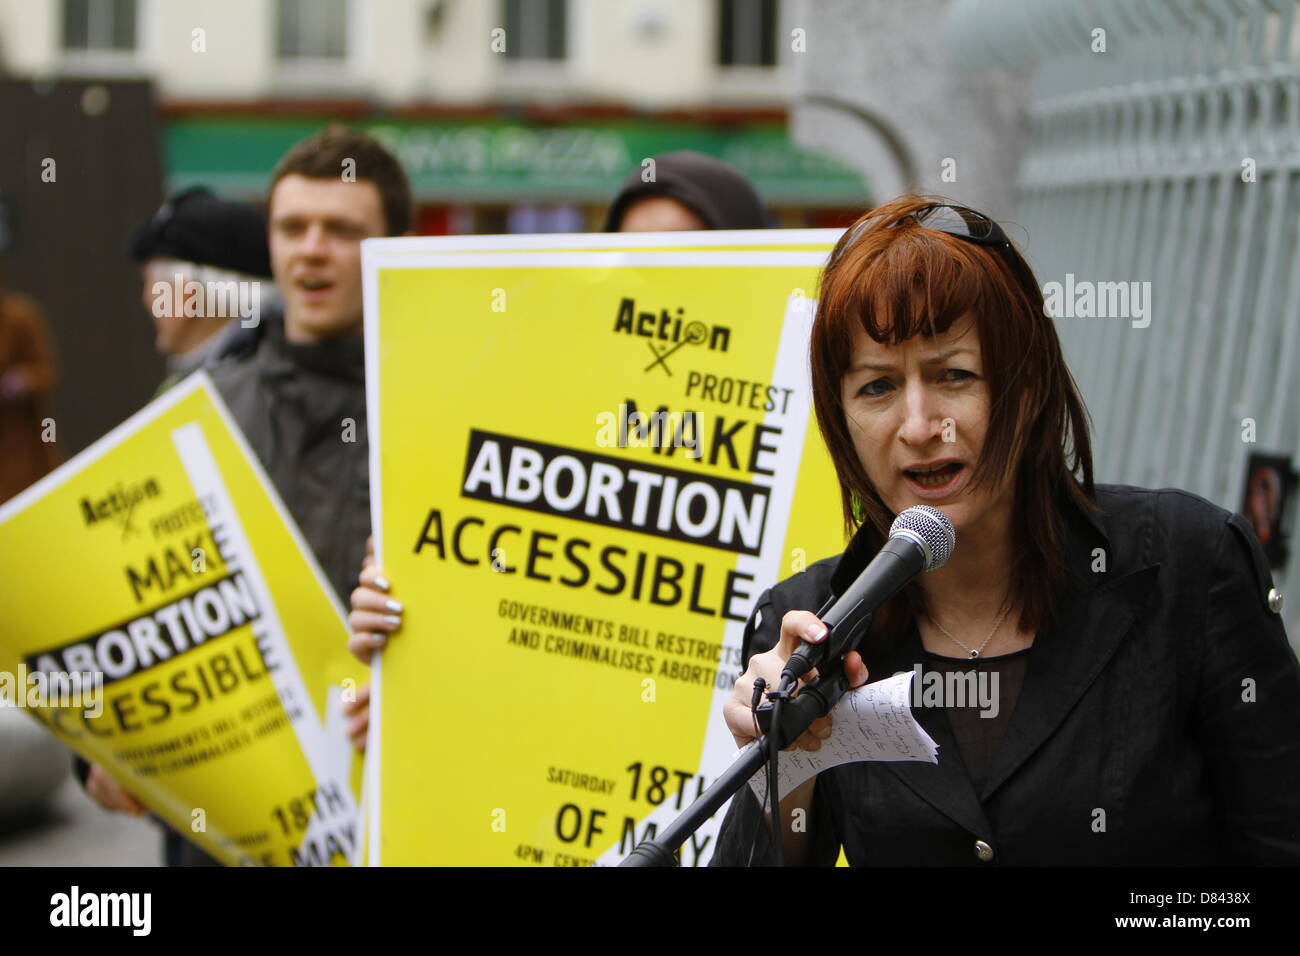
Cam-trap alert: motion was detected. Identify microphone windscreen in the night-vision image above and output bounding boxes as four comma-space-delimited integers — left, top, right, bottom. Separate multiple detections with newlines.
889, 506, 956, 571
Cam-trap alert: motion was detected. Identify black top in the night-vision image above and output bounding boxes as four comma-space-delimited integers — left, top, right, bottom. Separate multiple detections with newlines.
919, 645, 1032, 793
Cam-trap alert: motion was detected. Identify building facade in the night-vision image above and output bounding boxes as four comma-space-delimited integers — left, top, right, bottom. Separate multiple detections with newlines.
1, 0, 870, 230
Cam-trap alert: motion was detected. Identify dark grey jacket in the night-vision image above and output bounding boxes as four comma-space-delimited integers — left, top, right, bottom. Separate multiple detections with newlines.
207, 321, 370, 607
711, 484, 1300, 866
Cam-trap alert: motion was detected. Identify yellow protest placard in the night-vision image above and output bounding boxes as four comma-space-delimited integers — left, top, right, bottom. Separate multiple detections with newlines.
363, 234, 844, 865
0, 374, 366, 866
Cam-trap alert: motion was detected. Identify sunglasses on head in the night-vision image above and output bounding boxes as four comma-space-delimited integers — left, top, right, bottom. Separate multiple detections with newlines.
897, 203, 1009, 246
833, 202, 1035, 292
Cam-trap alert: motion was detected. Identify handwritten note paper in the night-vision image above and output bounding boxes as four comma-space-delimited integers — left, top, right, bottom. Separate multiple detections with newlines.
746, 670, 938, 804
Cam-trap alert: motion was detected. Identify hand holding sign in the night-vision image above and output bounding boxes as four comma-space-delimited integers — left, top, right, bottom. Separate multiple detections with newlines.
347, 536, 404, 665
85, 763, 147, 816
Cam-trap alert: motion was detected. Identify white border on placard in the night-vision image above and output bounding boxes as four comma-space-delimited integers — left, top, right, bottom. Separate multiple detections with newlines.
365, 250, 829, 272
361, 230, 386, 866
360, 228, 843, 259
172, 421, 358, 865
359, 233, 841, 866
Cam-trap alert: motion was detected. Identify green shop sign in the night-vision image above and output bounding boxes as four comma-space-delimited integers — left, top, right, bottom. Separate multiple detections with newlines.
164, 116, 868, 206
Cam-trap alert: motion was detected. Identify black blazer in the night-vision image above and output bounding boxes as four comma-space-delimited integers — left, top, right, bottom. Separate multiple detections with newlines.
711, 484, 1300, 865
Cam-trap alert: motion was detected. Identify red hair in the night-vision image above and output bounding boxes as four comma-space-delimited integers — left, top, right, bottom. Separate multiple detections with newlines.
810, 195, 1098, 642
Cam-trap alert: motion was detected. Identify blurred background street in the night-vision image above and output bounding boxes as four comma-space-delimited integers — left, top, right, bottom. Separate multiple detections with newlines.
0, 718, 160, 865
0, 777, 162, 867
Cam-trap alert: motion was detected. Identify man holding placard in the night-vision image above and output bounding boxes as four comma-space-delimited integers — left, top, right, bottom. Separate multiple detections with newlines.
77, 126, 412, 863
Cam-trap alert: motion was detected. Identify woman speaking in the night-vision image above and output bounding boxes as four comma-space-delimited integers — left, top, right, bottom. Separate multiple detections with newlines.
711, 195, 1300, 866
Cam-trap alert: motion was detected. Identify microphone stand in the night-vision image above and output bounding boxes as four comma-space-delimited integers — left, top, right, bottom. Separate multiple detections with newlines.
622, 511, 949, 866
618, 668, 852, 867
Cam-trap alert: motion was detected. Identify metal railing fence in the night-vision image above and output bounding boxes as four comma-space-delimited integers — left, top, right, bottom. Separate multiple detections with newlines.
948, 0, 1300, 645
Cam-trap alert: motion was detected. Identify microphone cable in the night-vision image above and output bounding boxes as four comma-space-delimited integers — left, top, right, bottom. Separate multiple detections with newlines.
764, 673, 798, 868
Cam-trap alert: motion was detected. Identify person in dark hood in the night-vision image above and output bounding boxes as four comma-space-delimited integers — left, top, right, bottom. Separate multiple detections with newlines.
602, 150, 768, 232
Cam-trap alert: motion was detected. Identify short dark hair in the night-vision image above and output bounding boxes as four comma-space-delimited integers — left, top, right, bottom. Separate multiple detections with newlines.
810, 194, 1098, 642
270, 125, 412, 236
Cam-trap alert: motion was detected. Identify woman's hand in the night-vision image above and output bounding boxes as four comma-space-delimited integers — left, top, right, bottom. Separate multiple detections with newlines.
722, 610, 869, 865
723, 610, 870, 752
347, 536, 403, 664
342, 683, 371, 752
85, 763, 147, 816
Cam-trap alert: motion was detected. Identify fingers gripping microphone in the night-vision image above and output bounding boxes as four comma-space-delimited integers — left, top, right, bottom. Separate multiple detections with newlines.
780, 506, 955, 683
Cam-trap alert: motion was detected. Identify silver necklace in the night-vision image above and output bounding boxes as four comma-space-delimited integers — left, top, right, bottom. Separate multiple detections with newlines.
928, 598, 1012, 659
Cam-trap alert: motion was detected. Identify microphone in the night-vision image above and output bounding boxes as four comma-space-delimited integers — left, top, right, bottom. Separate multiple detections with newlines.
780, 505, 955, 683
